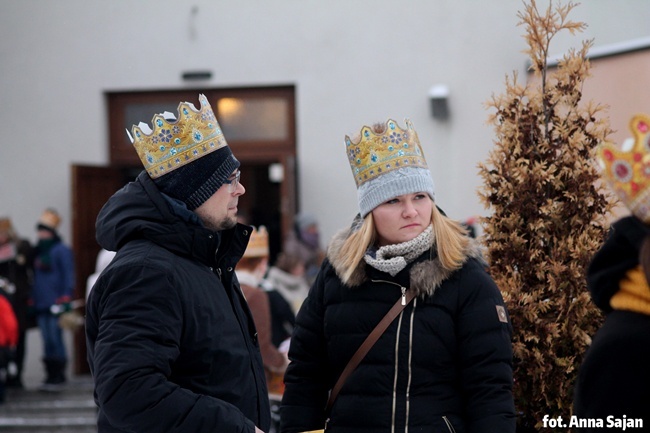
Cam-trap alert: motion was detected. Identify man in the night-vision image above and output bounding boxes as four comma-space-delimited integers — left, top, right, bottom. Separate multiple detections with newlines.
85, 94, 270, 433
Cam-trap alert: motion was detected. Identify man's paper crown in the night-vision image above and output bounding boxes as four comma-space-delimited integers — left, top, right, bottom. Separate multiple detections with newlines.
244, 226, 270, 258
598, 113, 650, 223
127, 94, 229, 179
345, 118, 429, 188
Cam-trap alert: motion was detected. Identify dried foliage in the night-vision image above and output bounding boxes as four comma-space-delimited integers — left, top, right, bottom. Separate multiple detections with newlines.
477, 1, 616, 430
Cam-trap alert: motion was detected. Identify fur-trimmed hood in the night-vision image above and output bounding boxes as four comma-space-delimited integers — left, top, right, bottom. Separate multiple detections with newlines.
327, 222, 486, 298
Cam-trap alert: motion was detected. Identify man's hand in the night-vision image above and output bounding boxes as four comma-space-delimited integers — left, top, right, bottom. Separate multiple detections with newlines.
255, 427, 265, 433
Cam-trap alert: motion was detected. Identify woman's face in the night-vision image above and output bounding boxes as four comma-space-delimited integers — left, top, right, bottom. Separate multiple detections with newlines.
371, 192, 433, 247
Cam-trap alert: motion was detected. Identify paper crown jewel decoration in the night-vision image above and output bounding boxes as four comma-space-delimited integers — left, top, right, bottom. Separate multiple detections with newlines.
598, 113, 650, 223
345, 118, 429, 188
38, 208, 61, 230
244, 226, 270, 258
127, 94, 229, 179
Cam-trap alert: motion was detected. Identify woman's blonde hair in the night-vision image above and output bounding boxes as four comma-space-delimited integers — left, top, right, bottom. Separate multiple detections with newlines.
337, 202, 469, 284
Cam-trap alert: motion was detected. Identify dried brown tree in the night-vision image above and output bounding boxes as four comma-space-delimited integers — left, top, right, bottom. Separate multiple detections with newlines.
477, 1, 616, 430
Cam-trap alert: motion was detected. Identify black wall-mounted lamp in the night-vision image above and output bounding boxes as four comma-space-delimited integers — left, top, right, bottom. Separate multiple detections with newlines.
182, 71, 213, 81
428, 84, 450, 120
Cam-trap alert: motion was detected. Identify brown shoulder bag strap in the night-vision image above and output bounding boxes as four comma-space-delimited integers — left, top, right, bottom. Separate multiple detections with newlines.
325, 289, 417, 413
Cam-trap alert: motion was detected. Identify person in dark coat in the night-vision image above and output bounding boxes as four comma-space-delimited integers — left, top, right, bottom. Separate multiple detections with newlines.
32, 208, 75, 391
0, 217, 33, 388
573, 113, 650, 430
85, 94, 270, 433
280, 119, 515, 433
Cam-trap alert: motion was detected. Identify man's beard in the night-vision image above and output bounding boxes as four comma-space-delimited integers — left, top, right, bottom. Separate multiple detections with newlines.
204, 214, 237, 232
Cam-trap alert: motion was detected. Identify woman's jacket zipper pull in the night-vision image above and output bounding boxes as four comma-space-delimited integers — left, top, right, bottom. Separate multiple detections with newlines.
401, 286, 406, 305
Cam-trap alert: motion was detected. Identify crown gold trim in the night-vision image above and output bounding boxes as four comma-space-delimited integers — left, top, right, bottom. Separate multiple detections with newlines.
244, 226, 269, 258
129, 94, 228, 179
345, 118, 428, 188
598, 113, 650, 222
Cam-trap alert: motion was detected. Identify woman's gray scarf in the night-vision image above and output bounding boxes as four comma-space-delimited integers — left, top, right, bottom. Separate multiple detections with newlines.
364, 225, 433, 276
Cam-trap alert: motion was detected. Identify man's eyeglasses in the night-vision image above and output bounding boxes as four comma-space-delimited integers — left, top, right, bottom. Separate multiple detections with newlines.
224, 171, 241, 193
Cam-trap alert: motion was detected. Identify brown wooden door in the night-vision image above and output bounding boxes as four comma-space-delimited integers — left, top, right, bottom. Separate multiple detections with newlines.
71, 164, 131, 374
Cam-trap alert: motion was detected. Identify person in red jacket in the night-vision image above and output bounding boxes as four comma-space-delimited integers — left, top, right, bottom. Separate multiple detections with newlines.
0, 278, 19, 403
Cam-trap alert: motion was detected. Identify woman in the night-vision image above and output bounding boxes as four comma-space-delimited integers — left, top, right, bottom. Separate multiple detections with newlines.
280, 119, 515, 433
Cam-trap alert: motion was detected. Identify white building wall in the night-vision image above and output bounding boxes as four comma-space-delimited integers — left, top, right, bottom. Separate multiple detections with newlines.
1, 0, 649, 383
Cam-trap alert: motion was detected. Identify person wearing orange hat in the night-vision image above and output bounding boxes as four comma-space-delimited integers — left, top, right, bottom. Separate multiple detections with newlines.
236, 226, 290, 387
31, 208, 75, 391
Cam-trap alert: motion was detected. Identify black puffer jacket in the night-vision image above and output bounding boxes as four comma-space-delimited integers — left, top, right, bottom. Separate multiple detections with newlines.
281, 223, 515, 433
86, 172, 270, 433
573, 216, 650, 427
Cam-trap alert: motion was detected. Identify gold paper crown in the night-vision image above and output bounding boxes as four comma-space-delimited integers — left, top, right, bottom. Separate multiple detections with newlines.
244, 226, 270, 258
129, 94, 228, 179
345, 118, 428, 187
598, 114, 650, 222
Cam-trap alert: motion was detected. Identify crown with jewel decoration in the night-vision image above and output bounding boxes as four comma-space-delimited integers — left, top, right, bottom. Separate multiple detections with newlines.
345, 118, 429, 188
128, 94, 228, 179
598, 113, 650, 223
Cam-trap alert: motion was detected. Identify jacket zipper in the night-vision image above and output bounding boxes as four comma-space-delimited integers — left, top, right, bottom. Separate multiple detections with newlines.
371, 279, 407, 304
216, 267, 222, 282
442, 416, 457, 433
370, 279, 413, 433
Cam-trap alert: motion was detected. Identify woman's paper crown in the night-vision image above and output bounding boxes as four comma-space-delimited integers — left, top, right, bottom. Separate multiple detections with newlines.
598, 113, 650, 223
127, 94, 229, 179
345, 118, 429, 188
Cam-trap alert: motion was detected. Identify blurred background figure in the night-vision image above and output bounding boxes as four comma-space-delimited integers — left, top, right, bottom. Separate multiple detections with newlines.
461, 216, 479, 239
265, 251, 309, 316
283, 212, 325, 285
0, 277, 19, 403
236, 226, 290, 433
85, 249, 116, 300
31, 208, 75, 392
0, 217, 33, 389
236, 226, 289, 390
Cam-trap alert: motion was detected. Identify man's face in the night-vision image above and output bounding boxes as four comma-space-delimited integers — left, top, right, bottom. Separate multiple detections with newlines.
194, 170, 245, 231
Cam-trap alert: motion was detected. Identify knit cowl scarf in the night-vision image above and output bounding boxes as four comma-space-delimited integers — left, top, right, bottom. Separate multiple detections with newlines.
364, 225, 433, 276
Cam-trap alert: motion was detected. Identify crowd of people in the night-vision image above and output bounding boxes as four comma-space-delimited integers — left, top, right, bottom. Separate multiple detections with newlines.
0, 208, 76, 401
7, 94, 647, 432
